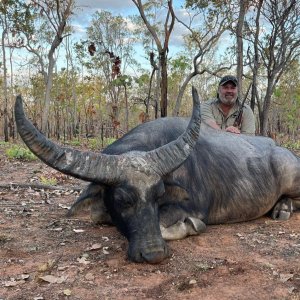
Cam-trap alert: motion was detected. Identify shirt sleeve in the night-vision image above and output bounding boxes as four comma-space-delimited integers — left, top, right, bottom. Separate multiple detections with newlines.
240, 105, 256, 135
201, 101, 215, 122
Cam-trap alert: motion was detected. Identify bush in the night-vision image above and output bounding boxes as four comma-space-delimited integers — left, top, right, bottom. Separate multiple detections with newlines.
5, 145, 37, 161
86, 137, 116, 150
39, 175, 57, 186
282, 140, 300, 150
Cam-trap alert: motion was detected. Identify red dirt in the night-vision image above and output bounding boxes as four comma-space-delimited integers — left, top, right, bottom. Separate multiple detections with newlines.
0, 149, 299, 300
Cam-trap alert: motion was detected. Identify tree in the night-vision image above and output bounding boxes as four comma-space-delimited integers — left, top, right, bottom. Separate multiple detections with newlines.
236, 0, 247, 99
132, 0, 175, 117
172, 0, 235, 116
16, 0, 74, 134
246, 0, 300, 135
0, 0, 30, 141
0, 0, 10, 141
82, 10, 137, 135
247, 0, 263, 112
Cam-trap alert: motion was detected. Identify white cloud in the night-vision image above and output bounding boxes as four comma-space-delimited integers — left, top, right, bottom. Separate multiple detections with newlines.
75, 0, 134, 13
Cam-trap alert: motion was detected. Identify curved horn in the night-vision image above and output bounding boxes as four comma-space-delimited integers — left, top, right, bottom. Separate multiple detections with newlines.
15, 87, 200, 183
146, 86, 201, 175
15, 95, 125, 184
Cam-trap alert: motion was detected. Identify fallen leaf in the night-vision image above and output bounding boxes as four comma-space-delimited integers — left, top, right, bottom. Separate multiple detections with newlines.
4, 280, 18, 287
39, 275, 59, 284
85, 273, 95, 281
77, 257, 90, 265
86, 243, 102, 251
20, 274, 30, 280
73, 229, 85, 233
279, 273, 294, 283
39, 274, 67, 284
52, 227, 63, 231
64, 289, 72, 296
38, 259, 55, 272
103, 247, 109, 255
58, 203, 70, 210
189, 279, 197, 285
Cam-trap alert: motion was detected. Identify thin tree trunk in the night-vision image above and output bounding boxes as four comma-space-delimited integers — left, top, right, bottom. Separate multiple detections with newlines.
1, 28, 9, 142
173, 73, 195, 116
250, 0, 263, 111
160, 52, 168, 117
261, 78, 275, 136
124, 84, 129, 132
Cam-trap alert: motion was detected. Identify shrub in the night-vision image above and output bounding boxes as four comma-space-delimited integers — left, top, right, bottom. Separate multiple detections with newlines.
5, 145, 37, 161
282, 140, 300, 150
39, 175, 57, 186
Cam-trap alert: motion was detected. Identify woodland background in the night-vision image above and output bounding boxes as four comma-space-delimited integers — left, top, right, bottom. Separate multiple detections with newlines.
0, 0, 300, 148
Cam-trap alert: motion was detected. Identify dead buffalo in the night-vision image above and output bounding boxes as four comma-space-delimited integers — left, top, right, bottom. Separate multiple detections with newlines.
15, 89, 299, 264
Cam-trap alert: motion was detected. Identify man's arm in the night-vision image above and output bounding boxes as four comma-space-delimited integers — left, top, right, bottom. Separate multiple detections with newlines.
201, 101, 241, 133
240, 105, 255, 135
201, 101, 221, 130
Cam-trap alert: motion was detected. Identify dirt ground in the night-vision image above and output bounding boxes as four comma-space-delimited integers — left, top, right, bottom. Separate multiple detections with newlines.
0, 146, 299, 300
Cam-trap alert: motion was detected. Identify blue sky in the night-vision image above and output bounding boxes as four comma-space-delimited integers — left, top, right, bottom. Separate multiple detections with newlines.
72, 0, 189, 51
69, 1, 189, 70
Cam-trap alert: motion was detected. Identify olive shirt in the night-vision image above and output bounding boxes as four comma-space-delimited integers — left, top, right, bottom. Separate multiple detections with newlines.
201, 98, 255, 135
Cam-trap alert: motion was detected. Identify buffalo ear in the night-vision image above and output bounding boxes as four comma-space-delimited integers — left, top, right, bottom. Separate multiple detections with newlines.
160, 181, 189, 203
165, 181, 189, 202
67, 183, 112, 225
158, 181, 191, 228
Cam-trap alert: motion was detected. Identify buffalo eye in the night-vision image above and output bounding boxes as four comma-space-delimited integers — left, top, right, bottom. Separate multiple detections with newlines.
155, 180, 165, 198
113, 186, 137, 212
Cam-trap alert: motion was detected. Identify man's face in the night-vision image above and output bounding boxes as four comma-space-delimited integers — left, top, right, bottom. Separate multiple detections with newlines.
218, 82, 238, 106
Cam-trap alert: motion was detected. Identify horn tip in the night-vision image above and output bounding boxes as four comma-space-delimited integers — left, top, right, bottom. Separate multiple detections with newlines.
15, 94, 23, 107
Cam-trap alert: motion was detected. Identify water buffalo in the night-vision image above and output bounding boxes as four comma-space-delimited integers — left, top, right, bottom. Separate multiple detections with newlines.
15, 89, 300, 264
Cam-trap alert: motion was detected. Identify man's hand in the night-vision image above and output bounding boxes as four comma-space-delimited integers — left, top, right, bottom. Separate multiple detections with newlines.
225, 126, 240, 134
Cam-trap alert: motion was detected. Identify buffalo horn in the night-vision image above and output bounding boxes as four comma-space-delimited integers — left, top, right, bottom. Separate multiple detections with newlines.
145, 86, 201, 175
15, 87, 200, 183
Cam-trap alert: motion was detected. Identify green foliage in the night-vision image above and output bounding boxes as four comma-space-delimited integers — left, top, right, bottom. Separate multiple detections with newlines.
5, 145, 37, 161
0, 141, 9, 147
112, 75, 133, 87
39, 175, 57, 186
86, 137, 116, 150
282, 140, 300, 150
68, 139, 81, 147
135, 74, 150, 87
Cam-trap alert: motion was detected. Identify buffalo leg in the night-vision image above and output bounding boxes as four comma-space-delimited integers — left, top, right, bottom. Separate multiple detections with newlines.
271, 198, 294, 221
160, 217, 206, 240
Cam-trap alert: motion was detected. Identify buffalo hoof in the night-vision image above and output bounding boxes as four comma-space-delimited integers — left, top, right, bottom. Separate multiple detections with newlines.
271, 198, 293, 221
160, 217, 206, 240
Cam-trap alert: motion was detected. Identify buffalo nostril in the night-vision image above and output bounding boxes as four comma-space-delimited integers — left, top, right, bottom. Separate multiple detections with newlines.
141, 245, 169, 264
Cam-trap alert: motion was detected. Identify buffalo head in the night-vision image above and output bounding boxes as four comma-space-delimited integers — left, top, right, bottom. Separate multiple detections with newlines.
15, 87, 201, 263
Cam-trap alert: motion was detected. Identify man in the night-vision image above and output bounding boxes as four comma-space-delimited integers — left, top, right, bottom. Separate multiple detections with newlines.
201, 75, 255, 135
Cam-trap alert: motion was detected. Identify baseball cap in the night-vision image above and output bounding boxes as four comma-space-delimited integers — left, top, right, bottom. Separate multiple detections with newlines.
219, 75, 238, 86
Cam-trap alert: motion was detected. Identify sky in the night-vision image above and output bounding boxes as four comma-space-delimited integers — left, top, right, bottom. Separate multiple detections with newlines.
8, 0, 194, 82
71, 0, 190, 62
70, 0, 234, 69
9, 0, 233, 80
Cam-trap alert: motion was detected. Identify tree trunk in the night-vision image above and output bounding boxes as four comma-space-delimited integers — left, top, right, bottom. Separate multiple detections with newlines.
173, 73, 195, 116
155, 63, 161, 119
236, 0, 246, 99
160, 51, 168, 117
124, 84, 129, 132
250, 0, 263, 111
261, 77, 275, 136
41, 57, 55, 134
1, 28, 9, 142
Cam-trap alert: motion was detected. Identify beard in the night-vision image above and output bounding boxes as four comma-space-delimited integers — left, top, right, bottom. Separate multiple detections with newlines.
219, 93, 238, 106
